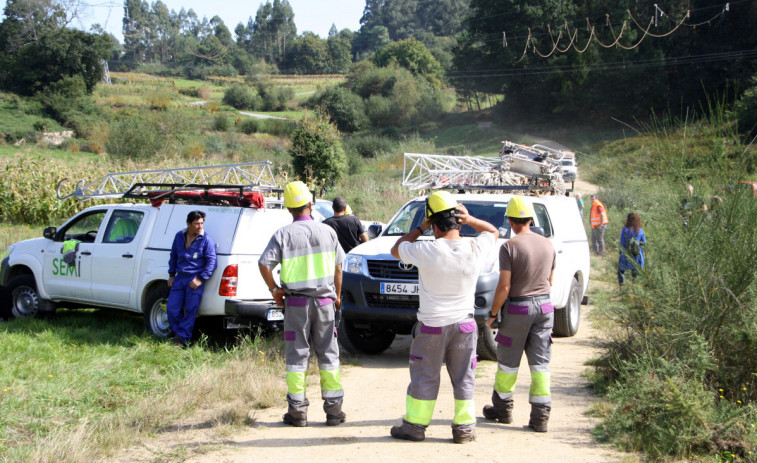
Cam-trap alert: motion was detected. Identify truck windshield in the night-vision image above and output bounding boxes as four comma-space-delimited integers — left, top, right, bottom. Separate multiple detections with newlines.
384, 201, 510, 238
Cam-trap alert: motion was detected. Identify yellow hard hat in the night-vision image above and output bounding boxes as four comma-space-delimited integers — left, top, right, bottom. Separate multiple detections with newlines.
506, 196, 535, 218
425, 191, 458, 219
345, 204, 353, 215
283, 181, 312, 209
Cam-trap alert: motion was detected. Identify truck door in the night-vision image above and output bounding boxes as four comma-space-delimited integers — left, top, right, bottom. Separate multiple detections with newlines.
89, 210, 145, 306
43, 210, 107, 300
533, 203, 567, 305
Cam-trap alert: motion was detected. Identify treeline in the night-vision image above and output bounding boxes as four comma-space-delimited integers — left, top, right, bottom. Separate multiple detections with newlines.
453, 0, 757, 121
115, 0, 470, 77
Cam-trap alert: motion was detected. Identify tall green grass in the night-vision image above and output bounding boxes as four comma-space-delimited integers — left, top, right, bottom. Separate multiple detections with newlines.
587, 110, 757, 460
0, 312, 287, 461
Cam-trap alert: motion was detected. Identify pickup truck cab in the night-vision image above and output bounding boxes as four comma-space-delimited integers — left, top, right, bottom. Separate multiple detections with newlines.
340, 193, 590, 360
1, 202, 293, 336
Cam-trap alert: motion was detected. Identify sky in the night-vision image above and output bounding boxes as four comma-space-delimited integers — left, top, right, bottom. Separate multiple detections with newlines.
0, 0, 366, 43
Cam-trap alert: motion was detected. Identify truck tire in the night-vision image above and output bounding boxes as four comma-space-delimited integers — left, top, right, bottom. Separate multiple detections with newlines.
143, 286, 172, 338
554, 277, 581, 337
338, 320, 395, 355
8, 275, 56, 318
476, 323, 498, 361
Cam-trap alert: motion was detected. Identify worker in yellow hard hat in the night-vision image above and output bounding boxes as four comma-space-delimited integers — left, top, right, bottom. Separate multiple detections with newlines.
483, 195, 556, 433
389, 190, 498, 444
258, 181, 346, 427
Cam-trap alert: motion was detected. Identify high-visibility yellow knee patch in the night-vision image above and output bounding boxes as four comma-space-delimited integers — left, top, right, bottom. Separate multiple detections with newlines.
405, 395, 436, 426
286, 371, 306, 395
530, 371, 551, 397
494, 371, 518, 394
453, 399, 476, 425
319, 368, 342, 391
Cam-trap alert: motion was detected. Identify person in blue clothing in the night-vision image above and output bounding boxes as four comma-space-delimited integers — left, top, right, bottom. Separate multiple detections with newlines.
618, 212, 646, 286
167, 210, 217, 346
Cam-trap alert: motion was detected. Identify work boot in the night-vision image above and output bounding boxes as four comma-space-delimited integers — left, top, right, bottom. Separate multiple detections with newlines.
483, 394, 513, 424
451, 424, 476, 444
326, 411, 346, 426
282, 413, 307, 427
528, 404, 551, 433
390, 419, 426, 442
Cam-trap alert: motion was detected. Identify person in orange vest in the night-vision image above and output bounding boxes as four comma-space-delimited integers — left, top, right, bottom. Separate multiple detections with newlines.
590, 194, 609, 256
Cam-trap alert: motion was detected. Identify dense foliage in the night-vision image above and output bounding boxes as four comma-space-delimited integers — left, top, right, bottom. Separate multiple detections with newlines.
454, 0, 757, 122
0, 0, 110, 95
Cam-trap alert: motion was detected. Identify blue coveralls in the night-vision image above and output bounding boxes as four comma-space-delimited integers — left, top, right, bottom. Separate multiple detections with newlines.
167, 229, 217, 342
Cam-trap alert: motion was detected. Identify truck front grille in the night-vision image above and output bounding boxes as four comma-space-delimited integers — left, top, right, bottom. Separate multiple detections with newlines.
365, 293, 419, 310
367, 260, 418, 279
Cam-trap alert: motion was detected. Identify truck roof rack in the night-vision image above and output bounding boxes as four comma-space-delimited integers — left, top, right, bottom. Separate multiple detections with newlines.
57, 162, 278, 202
402, 142, 567, 195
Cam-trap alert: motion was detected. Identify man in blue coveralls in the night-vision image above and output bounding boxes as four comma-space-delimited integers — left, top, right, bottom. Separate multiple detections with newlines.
167, 210, 217, 346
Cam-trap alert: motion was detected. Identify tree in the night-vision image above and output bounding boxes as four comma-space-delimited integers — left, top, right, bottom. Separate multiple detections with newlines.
0, 0, 110, 95
327, 33, 352, 73
290, 112, 347, 188
250, 0, 296, 66
372, 38, 443, 80
285, 33, 329, 74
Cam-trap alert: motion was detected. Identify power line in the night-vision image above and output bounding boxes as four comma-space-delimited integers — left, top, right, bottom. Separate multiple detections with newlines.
446, 48, 757, 79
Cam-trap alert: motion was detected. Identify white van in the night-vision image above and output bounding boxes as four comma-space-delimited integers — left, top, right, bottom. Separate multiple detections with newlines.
340, 193, 590, 360
1, 201, 293, 336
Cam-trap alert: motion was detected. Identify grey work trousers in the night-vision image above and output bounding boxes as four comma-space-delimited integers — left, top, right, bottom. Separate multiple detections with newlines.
591, 224, 606, 256
494, 296, 553, 406
283, 296, 343, 419
404, 317, 478, 428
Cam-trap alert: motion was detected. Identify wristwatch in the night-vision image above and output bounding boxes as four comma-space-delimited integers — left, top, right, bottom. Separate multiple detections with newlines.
487, 310, 497, 318
270, 286, 279, 294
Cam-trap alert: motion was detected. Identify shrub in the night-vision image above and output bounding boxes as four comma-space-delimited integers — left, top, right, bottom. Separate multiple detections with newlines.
239, 118, 259, 135
290, 113, 347, 188
144, 87, 175, 109
33, 120, 50, 132
204, 134, 225, 154
213, 115, 231, 132
106, 115, 164, 158
252, 79, 294, 111
222, 84, 260, 110
343, 135, 394, 158
364, 95, 396, 127
198, 86, 212, 100
309, 86, 367, 133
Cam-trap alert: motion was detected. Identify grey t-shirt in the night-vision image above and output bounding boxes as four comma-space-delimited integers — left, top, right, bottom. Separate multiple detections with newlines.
499, 232, 556, 297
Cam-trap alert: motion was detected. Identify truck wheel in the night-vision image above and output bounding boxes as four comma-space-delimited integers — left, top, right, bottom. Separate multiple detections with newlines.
554, 277, 581, 337
339, 320, 395, 355
8, 275, 55, 318
144, 286, 172, 338
476, 323, 498, 361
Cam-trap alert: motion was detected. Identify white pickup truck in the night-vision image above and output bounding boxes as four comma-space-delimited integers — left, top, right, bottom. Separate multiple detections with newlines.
340, 192, 591, 360
1, 201, 293, 336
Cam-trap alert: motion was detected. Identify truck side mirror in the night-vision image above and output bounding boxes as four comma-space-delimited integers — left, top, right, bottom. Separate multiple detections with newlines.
43, 227, 57, 240
368, 223, 383, 239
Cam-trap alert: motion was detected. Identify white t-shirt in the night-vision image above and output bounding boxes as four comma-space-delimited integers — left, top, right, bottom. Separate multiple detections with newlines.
398, 233, 496, 327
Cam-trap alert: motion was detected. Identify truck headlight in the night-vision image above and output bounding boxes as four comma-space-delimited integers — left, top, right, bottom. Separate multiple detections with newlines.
345, 255, 367, 275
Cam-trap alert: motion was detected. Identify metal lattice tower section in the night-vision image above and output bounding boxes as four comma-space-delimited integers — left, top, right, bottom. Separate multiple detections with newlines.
57, 162, 278, 201
402, 153, 507, 190
101, 60, 111, 85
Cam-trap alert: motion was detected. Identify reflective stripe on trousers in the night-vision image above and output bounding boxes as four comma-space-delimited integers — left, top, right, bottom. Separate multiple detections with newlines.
404, 319, 478, 426
493, 296, 553, 406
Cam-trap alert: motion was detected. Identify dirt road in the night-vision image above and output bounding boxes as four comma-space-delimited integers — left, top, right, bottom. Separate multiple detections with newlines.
129, 306, 624, 463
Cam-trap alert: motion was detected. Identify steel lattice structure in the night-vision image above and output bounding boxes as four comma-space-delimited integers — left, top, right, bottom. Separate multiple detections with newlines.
402, 153, 507, 190
57, 162, 278, 201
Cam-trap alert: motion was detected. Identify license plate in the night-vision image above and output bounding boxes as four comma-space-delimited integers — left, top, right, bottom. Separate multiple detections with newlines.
380, 282, 419, 295
267, 309, 284, 321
